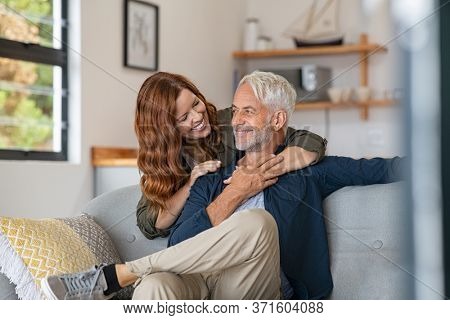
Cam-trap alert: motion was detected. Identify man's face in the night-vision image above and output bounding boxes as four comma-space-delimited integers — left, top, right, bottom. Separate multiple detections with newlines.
232, 83, 273, 152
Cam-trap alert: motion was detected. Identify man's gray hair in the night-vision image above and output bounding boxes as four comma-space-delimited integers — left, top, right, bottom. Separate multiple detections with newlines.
238, 70, 297, 118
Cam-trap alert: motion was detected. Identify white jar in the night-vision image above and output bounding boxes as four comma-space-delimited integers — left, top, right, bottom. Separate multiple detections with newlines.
243, 18, 259, 51
256, 36, 272, 51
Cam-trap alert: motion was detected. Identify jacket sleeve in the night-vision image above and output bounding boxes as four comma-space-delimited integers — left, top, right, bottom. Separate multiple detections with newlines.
285, 127, 328, 164
167, 175, 214, 247
316, 156, 406, 197
136, 194, 170, 240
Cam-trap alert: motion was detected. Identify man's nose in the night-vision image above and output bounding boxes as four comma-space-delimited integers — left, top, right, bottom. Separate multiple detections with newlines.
231, 110, 244, 126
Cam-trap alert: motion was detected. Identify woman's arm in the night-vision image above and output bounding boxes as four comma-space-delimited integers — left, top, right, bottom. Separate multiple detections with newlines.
136, 195, 168, 240
136, 160, 221, 238
277, 127, 328, 173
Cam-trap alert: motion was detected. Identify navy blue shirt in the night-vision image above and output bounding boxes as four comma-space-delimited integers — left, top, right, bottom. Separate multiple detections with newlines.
168, 156, 404, 299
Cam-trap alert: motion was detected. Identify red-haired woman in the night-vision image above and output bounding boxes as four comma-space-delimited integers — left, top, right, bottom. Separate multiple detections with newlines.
41, 72, 326, 300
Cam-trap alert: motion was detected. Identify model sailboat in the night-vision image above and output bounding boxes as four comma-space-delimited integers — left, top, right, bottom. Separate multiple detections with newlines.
283, 0, 343, 47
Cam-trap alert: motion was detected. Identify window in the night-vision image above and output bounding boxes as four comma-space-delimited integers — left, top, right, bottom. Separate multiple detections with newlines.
0, 0, 67, 161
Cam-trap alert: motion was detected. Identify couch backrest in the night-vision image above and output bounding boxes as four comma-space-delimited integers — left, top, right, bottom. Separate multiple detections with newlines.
82, 185, 168, 263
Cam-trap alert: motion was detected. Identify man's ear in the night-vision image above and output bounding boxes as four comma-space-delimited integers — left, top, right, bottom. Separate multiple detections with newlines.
271, 110, 287, 131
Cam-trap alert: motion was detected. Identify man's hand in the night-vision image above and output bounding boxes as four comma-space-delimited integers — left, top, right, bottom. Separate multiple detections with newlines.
206, 154, 284, 226
224, 148, 317, 185
223, 154, 284, 200
224, 154, 287, 186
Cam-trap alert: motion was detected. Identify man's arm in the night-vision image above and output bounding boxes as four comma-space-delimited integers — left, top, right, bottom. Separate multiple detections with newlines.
168, 174, 249, 246
315, 156, 405, 197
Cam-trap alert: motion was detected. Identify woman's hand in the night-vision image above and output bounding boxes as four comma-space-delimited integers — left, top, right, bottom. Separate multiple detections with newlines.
189, 160, 221, 187
277, 146, 318, 173
223, 154, 284, 200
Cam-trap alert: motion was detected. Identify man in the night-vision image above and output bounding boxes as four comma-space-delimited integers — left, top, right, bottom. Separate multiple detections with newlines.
42, 71, 403, 300
163, 71, 403, 299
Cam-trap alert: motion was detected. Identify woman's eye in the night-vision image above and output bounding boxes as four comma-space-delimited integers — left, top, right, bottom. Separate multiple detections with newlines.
179, 115, 188, 122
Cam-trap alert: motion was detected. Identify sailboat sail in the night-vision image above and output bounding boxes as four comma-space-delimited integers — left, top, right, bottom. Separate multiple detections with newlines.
283, 0, 343, 46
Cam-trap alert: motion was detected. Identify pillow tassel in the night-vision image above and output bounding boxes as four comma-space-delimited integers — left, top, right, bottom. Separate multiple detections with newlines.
0, 233, 43, 300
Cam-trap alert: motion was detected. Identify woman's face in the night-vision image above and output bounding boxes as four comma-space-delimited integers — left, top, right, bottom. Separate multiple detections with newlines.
175, 89, 211, 139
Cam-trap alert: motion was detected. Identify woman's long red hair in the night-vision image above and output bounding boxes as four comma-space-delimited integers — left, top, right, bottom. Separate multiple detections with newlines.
134, 72, 220, 213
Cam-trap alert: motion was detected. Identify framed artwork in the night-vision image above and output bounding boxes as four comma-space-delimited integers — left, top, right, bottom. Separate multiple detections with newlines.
124, 0, 159, 71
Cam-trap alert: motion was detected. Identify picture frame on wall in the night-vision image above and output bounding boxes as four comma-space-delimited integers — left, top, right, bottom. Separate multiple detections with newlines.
124, 0, 159, 71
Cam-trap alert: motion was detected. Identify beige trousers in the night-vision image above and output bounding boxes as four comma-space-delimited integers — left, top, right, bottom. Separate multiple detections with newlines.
126, 208, 281, 300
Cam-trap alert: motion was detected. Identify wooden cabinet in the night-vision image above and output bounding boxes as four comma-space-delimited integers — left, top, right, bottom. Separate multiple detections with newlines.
91, 147, 140, 196
232, 34, 398, 120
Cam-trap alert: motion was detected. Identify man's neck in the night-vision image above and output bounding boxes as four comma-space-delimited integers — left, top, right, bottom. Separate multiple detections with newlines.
241, 137, 279, 167
238, 129, 286, 166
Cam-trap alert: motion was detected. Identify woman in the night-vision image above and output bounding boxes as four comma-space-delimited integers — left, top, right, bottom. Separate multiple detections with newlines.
41, 72, 327, 299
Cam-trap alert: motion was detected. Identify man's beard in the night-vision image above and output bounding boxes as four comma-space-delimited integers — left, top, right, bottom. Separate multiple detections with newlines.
233, 122, 273, 152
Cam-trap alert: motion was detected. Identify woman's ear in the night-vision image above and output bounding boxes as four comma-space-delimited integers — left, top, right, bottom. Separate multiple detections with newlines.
271, 110, 287, 131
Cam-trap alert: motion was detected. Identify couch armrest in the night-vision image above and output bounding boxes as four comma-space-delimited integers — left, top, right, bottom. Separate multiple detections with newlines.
82, 185, 168, 263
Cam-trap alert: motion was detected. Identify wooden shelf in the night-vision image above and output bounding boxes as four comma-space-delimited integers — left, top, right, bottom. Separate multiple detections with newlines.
295, 99, 399, 111
232, 34, 394, 120
232, 43, 387, 59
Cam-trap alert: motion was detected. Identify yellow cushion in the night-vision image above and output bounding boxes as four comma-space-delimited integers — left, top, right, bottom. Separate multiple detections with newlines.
0, 215, 121, 299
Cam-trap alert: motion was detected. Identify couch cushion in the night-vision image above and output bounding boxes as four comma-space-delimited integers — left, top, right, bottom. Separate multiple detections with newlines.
0, 215, 121, 299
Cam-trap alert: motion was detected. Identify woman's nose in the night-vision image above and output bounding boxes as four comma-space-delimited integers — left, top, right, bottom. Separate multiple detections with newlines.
191, 109, 202, 123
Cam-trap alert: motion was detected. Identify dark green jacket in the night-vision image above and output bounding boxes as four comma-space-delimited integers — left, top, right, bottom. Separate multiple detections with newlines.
136, 107, 327, 239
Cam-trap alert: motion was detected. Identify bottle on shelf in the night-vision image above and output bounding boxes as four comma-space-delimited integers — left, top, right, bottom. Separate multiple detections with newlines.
243, 18, 259, 51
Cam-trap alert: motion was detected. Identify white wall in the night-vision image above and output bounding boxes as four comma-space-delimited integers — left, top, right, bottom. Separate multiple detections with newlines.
0, 0, 405, 218
0, 0, 244, 218
245, 0, 405, 158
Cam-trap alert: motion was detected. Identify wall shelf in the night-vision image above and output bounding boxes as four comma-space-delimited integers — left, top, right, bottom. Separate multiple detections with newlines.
232, 34, 393, 120
296, 99, 399, 110
232, 43, 387, 59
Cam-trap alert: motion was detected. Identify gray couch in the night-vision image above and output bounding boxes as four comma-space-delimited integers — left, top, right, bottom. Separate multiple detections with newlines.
0, 182, 412, 299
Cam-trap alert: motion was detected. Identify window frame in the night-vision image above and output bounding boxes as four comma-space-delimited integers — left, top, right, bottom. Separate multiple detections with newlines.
440, 0, 450, 299
0, 0, 68, 161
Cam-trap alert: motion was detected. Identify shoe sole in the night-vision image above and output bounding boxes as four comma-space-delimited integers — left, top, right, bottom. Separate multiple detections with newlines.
40, 278, 58, 300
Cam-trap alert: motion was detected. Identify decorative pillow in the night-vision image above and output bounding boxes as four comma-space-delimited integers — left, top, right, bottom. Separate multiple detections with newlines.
0, 214, 122, 300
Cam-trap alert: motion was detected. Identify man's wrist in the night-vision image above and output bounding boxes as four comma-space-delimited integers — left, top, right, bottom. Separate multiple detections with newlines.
222, 185, 248, 204
206, 186, 246, 226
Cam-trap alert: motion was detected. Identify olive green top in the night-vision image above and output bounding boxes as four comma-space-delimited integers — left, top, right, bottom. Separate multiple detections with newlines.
136, 107, 327, 239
